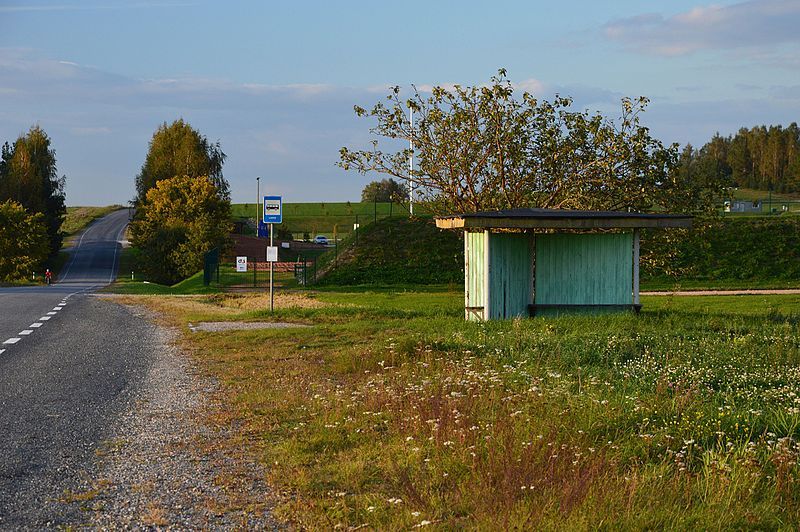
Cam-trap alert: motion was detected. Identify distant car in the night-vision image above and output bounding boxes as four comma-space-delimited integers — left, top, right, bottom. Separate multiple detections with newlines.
313, 235, 329, 245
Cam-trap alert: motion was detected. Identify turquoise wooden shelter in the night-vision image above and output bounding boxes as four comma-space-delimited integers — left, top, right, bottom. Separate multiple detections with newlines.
435, 209, 692, 320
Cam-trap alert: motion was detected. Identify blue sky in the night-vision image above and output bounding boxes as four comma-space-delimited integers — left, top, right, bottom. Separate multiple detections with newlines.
1, 0, 798, 205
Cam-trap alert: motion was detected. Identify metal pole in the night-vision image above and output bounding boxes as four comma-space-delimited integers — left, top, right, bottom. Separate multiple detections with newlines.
270, 222, 274, 313
633, 229, 640, 307
409, 106, 414, 215
256, 177, 260, 236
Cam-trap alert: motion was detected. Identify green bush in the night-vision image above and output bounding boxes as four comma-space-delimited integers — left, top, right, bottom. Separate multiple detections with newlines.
643, 216, 800, 282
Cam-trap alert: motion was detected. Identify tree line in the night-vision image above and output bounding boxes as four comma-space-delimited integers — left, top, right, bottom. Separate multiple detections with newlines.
679, 124, 800, 194
0, 126, 65, 282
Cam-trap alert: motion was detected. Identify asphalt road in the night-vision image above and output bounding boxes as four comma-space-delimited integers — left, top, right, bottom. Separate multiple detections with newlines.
0, 208, 159, 528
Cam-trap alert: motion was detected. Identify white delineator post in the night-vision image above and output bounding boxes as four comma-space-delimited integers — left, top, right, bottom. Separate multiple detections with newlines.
409, 107, 414, 216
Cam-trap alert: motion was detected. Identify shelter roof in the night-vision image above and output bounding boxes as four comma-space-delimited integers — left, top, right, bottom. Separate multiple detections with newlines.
435, 208, 692, 230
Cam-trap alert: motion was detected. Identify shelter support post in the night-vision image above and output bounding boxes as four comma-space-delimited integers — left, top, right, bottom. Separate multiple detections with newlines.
633, 228, 640, 306
483, 230, 490, 321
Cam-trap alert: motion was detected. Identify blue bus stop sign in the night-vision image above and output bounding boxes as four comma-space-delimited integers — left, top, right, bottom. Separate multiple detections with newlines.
263, 196, 282, 224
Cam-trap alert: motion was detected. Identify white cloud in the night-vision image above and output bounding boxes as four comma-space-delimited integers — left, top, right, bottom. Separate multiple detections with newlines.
603, 0, 800, 56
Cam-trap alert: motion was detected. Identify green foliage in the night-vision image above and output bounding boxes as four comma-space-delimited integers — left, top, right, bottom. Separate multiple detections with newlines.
361, 178, 408, 202
134, 119, 228, 203
0, 126, 66, 256
687, 124, 800, 193
340, 69, 720, 215
643, 217, 800, 282
0, 200, 49, 282
318, 217, 463, 285
130, 175, 231, 285
62, 205, 124, 236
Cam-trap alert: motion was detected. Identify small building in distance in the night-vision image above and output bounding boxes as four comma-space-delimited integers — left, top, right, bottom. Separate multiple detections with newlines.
724, 200, 762, 213
435, 209, 692, 320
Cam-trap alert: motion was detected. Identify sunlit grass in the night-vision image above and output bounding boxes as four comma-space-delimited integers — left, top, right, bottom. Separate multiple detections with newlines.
134, 289, 800, 528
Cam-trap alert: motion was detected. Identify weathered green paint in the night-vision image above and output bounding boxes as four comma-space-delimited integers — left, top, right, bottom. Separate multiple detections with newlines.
464, 231, 485, 320
535, 233, 633, 315
488, 233, 531, 320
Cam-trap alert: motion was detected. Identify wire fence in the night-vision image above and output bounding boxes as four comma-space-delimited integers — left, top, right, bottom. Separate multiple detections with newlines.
203, 252, 317, 288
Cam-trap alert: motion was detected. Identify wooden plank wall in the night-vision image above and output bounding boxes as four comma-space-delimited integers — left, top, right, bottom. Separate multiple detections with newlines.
535, 233, 633, 308
464, 231, 485, 321
488, 233, 531, 319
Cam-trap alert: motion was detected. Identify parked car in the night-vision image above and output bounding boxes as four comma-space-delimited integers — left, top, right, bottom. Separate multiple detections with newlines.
313, 235, 329, 245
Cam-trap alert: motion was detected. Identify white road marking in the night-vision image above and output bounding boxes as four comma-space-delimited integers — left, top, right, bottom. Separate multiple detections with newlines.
108, 218, 129, 284
30, 323, 43, 328
53, 306, 63, 311
3, 338, 21, 344
39, 316, 51, 321
0, 349, 5, 354
19, 330, 33, 335
46, 312, 57, 316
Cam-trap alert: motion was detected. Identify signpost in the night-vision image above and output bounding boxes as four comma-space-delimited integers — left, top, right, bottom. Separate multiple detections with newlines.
263, 195, 282, 313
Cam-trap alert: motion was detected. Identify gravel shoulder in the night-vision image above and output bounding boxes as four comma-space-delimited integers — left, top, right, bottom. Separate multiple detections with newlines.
85, 304, 280, 529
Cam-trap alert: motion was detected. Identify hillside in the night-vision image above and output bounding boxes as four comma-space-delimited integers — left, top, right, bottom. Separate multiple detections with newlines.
316, 215, 800, 288
231, 201, 430, 239
643, 216, 800, 283
317, 217, 463, 285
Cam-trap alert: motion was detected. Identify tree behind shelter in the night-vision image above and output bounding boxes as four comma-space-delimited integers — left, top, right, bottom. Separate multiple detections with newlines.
339, 70, 724, 215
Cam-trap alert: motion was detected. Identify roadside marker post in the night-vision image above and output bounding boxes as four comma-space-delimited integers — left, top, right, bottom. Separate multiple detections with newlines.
263, 195, 282, 313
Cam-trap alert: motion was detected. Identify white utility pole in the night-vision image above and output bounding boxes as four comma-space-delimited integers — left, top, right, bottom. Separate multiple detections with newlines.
409, 106, 414, 215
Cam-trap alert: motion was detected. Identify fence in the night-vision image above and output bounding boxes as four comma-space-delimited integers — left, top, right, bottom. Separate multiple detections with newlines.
232, 200, 425, 239
203, 250, 317, 288
723, 198, 800, 215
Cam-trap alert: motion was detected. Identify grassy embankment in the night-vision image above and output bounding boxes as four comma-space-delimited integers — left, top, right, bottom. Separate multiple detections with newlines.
131, 288, 800, 528
231, 201, 429, 239
315, 215, 800, 290
62, 205, 125, 239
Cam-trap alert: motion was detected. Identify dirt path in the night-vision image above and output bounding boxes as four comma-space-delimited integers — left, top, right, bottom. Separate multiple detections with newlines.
643, 289, 800, 296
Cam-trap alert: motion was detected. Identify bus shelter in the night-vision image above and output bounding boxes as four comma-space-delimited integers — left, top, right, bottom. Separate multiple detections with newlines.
435, 208, 692, 320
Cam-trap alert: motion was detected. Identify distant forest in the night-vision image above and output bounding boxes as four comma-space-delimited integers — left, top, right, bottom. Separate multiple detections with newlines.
678, 123, 800, 193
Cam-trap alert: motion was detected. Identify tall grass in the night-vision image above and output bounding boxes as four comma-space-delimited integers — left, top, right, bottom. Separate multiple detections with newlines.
155, 291, 800, 528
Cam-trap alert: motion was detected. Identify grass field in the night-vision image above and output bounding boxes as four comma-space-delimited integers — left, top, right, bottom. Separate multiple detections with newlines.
63, 205, 125, 236
129, 287, 800, 529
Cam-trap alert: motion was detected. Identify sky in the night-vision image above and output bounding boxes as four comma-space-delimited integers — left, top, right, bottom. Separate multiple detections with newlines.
1, 0, 799, 205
